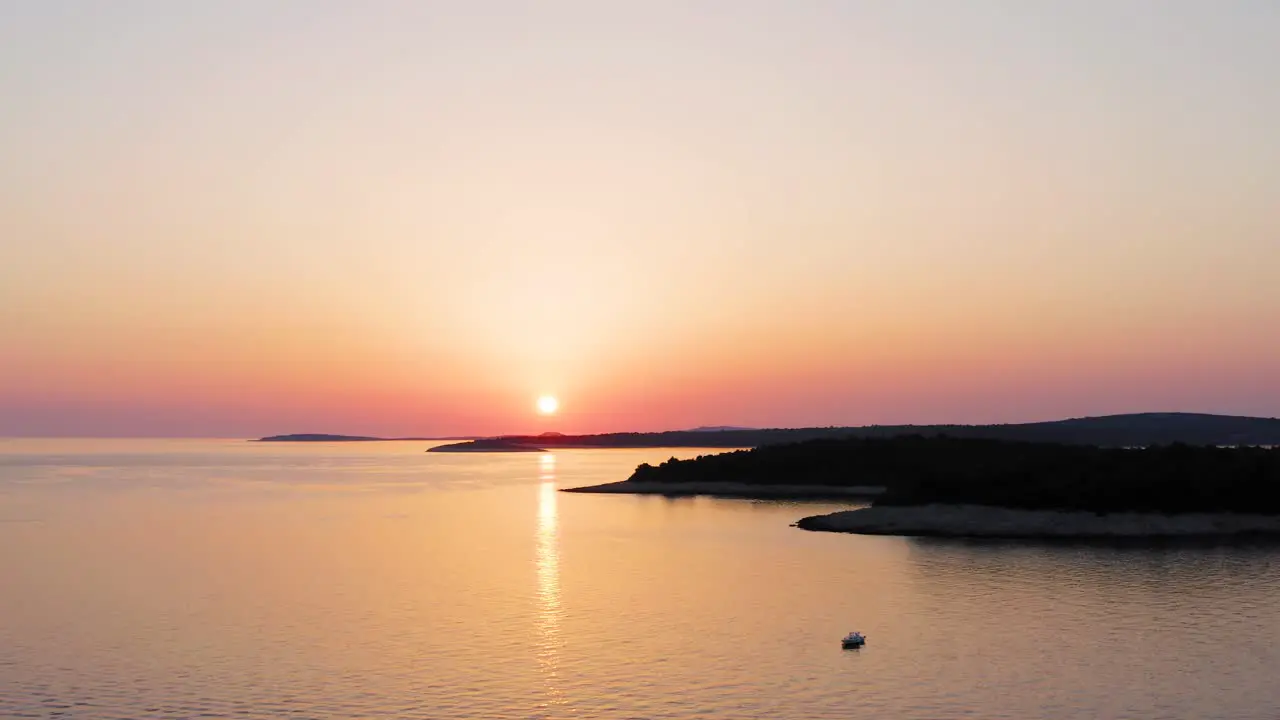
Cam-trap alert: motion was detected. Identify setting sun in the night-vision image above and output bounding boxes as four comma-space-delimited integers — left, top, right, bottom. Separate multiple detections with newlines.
536, 395, 559, 415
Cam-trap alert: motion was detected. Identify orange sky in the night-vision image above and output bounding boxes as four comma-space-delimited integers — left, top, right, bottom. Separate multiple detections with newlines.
2, 2, 1278, 436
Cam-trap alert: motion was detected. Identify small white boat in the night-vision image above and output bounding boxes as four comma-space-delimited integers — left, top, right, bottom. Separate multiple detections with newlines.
841, 631, 867, 649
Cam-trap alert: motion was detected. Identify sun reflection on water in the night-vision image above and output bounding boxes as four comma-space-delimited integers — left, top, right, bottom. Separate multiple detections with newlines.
535, 453, 564, 709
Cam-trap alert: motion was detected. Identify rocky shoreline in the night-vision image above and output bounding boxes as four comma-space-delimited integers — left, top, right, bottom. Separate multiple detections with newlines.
795, 504, 1280, 538
561, 481, 886, 500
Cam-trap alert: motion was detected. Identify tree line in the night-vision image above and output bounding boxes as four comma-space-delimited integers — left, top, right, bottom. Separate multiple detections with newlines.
628, 435, 1280, 514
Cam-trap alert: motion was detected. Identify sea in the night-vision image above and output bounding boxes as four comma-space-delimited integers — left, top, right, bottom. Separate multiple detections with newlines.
2, 439, 1278, 719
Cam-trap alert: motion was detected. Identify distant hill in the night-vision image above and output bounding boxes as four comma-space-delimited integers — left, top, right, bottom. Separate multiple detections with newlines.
685, 425, 757, 432
927, 412, 1280, 447
427, 413, 1280, 451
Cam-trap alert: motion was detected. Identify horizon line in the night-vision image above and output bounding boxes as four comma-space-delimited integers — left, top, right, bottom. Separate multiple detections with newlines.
4, 410, 1278, 441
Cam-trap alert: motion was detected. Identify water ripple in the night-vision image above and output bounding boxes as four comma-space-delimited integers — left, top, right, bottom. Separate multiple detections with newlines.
3, 442, 1280, 718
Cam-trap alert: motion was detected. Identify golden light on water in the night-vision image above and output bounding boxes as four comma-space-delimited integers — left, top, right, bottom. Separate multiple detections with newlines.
535, 453, 564, 709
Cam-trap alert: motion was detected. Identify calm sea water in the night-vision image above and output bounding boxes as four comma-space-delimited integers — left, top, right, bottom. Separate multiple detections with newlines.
2, 439, 1279, 719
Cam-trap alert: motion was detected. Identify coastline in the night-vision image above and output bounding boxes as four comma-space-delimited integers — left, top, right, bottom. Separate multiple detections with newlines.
561, 481, 886, 499
428, 439, 547, 452
429, 445, 546, 453
795, 504, 1280, 538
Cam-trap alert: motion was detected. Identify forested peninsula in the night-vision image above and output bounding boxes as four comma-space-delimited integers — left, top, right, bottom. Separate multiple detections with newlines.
566, 436, 1280, 538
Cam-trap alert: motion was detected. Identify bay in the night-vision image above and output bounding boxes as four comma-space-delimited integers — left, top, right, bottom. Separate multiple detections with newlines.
2, 439, 1278, 719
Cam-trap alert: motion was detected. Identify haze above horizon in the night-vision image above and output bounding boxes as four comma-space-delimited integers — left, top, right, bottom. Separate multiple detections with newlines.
3, 1, 1278, 437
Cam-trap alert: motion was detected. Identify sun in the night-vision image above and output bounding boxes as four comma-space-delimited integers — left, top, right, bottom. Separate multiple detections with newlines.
536, 395, 559, 415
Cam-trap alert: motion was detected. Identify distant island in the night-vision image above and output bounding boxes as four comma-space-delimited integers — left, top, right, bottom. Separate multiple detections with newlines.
566, 434, 1280, 538
258, 434, 474, 442
259, 433, 386, 442
426, 413, 1280, 452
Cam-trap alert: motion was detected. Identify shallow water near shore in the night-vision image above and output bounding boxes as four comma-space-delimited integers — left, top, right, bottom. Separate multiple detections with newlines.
3, 439, 1280, 719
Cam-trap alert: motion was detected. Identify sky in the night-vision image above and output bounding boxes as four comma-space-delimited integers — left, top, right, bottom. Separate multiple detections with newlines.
2, 0, 1278, 437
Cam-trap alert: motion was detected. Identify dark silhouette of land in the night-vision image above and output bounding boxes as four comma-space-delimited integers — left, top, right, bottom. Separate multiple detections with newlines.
867, 437, 1280, 514
615, 434, 1278, 514
570, 434, 1280, 535
427, 438, 547, 453
428, 413, 1280, 452
258, 433, 475, 442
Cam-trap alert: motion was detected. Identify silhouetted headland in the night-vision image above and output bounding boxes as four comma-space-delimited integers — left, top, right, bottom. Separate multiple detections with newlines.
569, 434, 1280, 536
796, 504, 1280, 538
427, 438, 547, 453
433, 413, 1280, 452
561, 480, 885, 499
562, 438, 892, 498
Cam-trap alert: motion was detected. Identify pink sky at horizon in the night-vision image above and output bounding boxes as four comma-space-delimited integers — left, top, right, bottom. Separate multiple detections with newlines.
2, 1, 1278, 437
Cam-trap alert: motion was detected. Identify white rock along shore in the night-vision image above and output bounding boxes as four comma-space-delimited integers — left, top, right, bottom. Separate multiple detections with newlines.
795, 504, 1280, 538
